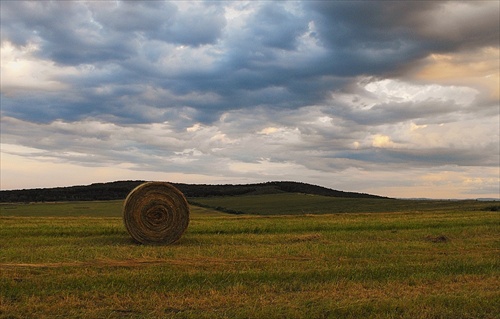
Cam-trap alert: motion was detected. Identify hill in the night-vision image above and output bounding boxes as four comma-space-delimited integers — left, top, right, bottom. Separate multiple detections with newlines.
0, 181, 385, 203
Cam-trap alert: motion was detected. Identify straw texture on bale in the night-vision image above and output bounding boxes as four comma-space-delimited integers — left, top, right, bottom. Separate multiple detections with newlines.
123, 182, 190, 245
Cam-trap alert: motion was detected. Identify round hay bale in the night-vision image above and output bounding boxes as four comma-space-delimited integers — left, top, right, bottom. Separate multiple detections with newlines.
123, 182, 189, 245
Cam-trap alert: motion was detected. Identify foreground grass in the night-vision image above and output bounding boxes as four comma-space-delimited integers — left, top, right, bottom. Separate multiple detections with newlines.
0, 202, 499, 318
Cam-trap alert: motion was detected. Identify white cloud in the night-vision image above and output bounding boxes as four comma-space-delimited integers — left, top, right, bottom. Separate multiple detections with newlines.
0, 41, 76, 95
371, 134, 396, 148
362, 78, 478, 107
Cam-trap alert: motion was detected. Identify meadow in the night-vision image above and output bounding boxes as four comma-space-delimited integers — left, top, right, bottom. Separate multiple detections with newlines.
1, 195, 499, 318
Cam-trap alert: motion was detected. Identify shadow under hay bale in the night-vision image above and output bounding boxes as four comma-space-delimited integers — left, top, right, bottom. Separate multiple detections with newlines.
123, 182, 190, 245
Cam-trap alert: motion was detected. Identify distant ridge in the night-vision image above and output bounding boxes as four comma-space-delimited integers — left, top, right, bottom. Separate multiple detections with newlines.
0, 180, 387, 203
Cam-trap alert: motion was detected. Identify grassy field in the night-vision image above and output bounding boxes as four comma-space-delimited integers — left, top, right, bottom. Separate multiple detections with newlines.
190, 193, 499, 215
1, 196, 499, 318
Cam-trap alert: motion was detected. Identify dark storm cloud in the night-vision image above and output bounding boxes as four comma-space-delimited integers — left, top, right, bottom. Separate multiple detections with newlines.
91, 2, 177, 33
92, 1, 227, 46
2, 1, 498, 125
1, 1, 225, 65
240, 3, 309, 51
2, 2, 308, 122
0, 2, 133, 65
308, 1, 500, 61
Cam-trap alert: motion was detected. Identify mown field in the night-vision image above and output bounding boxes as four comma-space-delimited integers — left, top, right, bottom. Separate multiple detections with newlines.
189, 193, 499, 215
1, 195, 499, 319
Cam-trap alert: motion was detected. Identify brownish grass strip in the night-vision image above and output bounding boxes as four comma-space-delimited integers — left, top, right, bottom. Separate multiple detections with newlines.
0, 256, 313, 269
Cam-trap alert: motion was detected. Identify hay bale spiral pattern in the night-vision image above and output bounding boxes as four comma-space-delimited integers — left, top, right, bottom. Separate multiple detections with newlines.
123, 182, 189, 245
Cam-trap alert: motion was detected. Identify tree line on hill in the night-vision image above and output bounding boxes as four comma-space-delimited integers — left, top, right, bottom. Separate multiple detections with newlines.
0, 180, 386, 203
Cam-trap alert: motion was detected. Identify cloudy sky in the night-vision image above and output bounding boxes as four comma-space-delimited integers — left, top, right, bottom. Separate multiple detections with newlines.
1, 1, 499, 199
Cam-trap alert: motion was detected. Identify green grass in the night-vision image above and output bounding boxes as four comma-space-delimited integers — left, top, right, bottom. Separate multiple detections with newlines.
1, 197, 499, 318
0, 200, 124, 217
190, 193, 499, 215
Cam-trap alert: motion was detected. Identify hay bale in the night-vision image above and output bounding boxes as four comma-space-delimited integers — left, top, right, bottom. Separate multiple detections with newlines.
123, 182, 189, 245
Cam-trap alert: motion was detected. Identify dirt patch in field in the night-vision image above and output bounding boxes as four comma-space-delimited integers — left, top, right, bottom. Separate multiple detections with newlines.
425, 235, 449, 243
288, 233, 322, 243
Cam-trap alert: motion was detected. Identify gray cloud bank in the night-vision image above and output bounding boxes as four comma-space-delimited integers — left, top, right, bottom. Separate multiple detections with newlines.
1, 1, 499, 197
